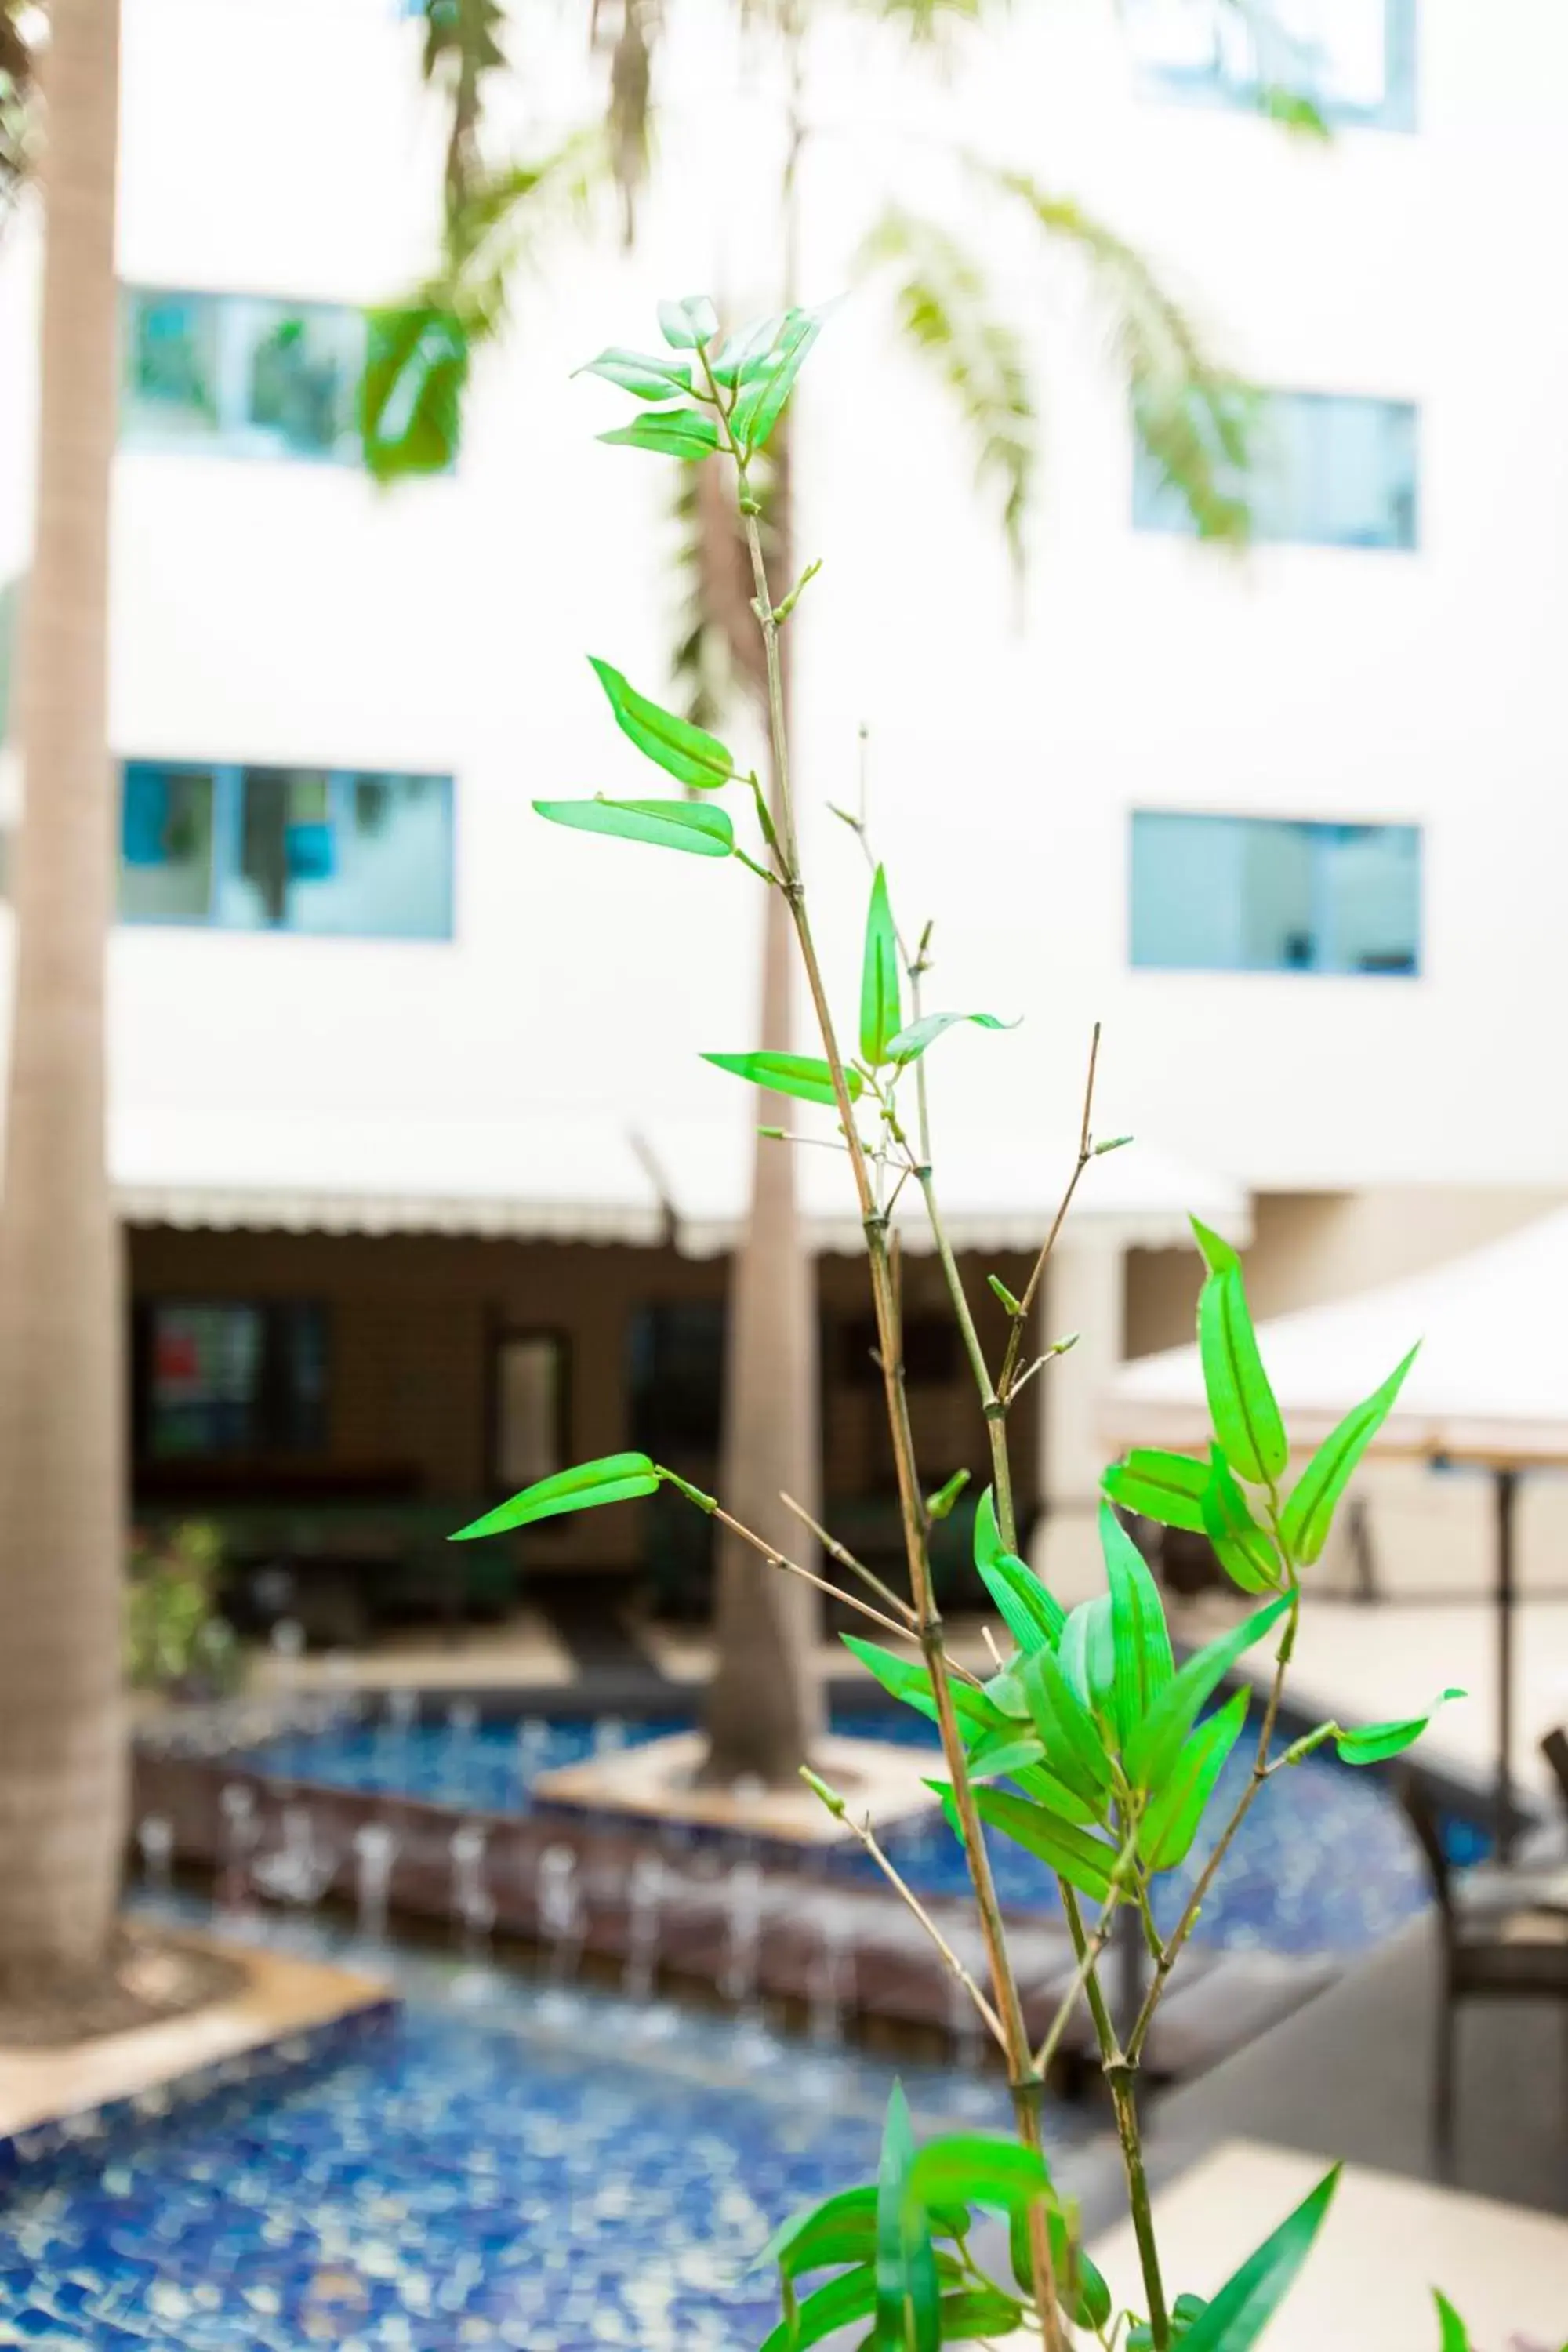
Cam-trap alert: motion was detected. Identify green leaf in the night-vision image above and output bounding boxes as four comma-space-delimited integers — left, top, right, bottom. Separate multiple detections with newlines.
909, 2133, 1047, 2217
859, 865, 903, 1066
974, 1489, 1065, 1654
840, 1634, 1003, 1740
732, 305, 826, 454
702, 1052, 864, 1111
1178, 2165, 1341, 2352
1200, 1448, 1283, 1595
1190, 1216, 1243, 1276
759, 2187, 977, 2285
1058, 1596, 1117, 1726
1432, 2292, 1473, 2352
1009, 2207, 1113, 2333
709, 310, 788, 386
657, 294, 719, 349
1336, 1688, 1465, 1768
758, 2263, 877, 2352
1198, 1261, 1288, 1488
532, 797, 733, 858
964, 1724, 1102, 1828
451, 1452, 658, 1540
887, 1010, 1017, 1065
1020, 1642, 1115, 1809
1123, 1591, 1292, 1793
938, 2288, 1023, 2339
1139, 1687, 1249, 1871
933, 1782, 1117, 1902
987, 1274, 1022, 1316
1102, 1449, 1210, 1536
574, 346, 693, 401
1279, 1345, 1420, 1566
599, 405, 721, 459
360, 303, 467, 482
1129, 2295, 1209, 2349
1101, 1501, 1174, 1742
586, 655, 733, 788
877, 2085, 941, 2352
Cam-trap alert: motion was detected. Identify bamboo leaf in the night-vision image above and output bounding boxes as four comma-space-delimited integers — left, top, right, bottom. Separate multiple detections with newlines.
926, 1468, 971, 1522
1019, 1643, 1115, 1806
887, 1010, 1018, 1065
840, 1633, 1002, 1740
1139, 1687, 1249, 1872
909, 2133, 1048, 2218
1190, 1217, 1243, 1276
1177, 2165, 1341, 2351
1197, 1254, 1288, 1487
657, 293, 719, 348
732, 305, 826, 454
1432, 2293, 1473, 2352
451, 1452, 658, 1539
876, 2084, 941, 2352
1279, 1345, 1421, 1566
931, 1781, 1117, 1901
1009, 2205, 1113, 2335
1123, 1591, 1293, 1793
964, 1724, 1100, 1827
757, 2262, 877, 2352
974, 1489, 1065, 1654
574, 346, 694, 401
1200, 1447, 1283, 1595
1103, 1449, 1210, 1536
702, 1051, 864, 1110
599, 405, 721, 459
938, 2288, 1023, 2339
532, 797, 733, 858
1101, 1501, 1174, 1741
586, 655, 733, 788
1336, 1689, 1465, 1768
859, 865, 904, 1065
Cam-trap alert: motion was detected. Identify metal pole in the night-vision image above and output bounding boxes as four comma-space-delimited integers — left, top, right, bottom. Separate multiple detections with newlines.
1495, 1466, 1518, 1863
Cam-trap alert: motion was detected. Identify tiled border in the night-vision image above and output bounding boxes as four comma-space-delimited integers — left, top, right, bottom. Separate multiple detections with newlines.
0, 1997, 399, 2193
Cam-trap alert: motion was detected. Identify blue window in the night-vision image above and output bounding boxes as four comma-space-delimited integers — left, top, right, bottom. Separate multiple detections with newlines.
1134, 389, 1417, 550
1126, 0, 1416, 132
1130, 812, 1421, 975
118, 763, 455, 939
122, 288, 366, 462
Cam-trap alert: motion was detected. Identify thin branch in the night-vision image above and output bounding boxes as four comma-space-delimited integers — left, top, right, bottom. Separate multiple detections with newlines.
1032, 1838, 1139, 2077
709, 1504, 912, 1646
1126, 1590, 1300, 2063
998, 1022, 1101, 1402
779, 1490, 917, 1625
843, 1806, 1007, 2049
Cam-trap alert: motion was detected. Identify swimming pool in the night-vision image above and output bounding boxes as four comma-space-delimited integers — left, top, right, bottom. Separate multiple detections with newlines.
239, 1704, 1457, 1958
0, 1933, 1082, 2352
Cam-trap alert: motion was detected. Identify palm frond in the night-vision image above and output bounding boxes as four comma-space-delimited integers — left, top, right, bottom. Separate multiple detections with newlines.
0, 0, 39, 218
591, 0, 662, 245
985, 165, 1253, 545
855, 204, 1035, 572
361, 132, 609, 481
419, 0, 510, 223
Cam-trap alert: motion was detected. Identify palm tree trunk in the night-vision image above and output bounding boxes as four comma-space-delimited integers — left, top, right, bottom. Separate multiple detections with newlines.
0, 0, 125, 1983
700, 411, 826, 1786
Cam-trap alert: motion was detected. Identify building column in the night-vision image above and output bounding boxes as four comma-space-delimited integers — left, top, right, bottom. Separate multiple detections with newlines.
1031, 1229, 1124, 1606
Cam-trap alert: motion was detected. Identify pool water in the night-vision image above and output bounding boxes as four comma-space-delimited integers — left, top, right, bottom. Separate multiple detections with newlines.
242, 1704, 1447, 1958
0, 1937, 1077, 2352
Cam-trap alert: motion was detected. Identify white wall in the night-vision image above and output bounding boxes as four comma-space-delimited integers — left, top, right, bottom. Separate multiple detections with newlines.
3, 0, 1566, 1210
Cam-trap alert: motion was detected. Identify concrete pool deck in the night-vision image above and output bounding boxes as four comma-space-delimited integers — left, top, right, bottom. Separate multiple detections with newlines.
1083, 2137, 1568, 2350
0, 1932, 390, 2144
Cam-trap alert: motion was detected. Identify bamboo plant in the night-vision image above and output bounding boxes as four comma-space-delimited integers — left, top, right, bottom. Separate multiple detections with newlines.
452, 298, 1475, 2352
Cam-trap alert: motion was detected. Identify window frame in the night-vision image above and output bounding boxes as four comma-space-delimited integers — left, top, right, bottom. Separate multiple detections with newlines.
116, 758, 457, 942
120, 284, 369, 466
1132, 386, 1420, 553
1127, 0, 1418, 134
1127, 808, 1425, 978
132, 1297, 332, 1467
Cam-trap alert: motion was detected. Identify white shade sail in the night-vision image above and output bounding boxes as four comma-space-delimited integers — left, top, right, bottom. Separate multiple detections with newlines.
111, 1101, 1246, 1258
1105, 1208, 1568, 1468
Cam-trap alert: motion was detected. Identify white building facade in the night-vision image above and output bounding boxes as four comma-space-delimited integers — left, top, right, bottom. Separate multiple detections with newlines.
1, 0, 1564, 1621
